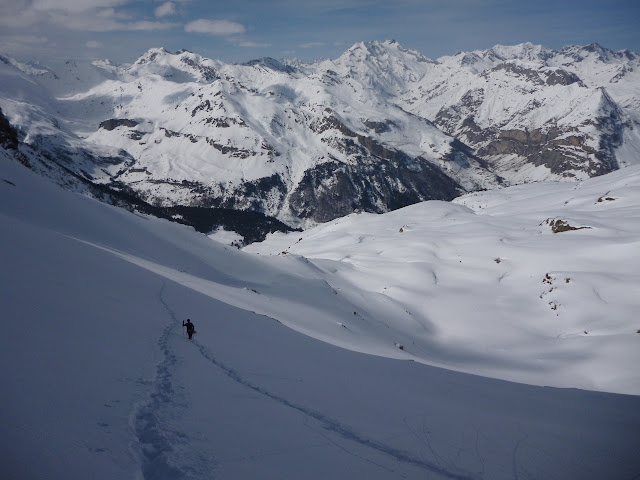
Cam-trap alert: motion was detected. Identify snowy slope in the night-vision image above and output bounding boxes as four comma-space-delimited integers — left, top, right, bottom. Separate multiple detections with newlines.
0, 58, 134, 192
2, 152, 639, 479
246, 165, 640, 395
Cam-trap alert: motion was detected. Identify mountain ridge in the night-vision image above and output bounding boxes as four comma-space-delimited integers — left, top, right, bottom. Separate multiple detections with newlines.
1, 40, 639, 235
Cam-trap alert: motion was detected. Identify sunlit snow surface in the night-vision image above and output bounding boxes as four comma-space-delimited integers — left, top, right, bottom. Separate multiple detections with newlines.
246, 166, 640, 395
1, 156, 639, 479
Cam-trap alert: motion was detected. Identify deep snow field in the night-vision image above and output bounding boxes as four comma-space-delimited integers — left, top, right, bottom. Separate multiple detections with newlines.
1, 155, 639, 479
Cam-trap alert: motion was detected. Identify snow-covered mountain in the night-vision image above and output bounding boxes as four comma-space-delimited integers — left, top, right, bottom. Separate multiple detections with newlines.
3, 40, 640, 478
1, 40, 639, 233
2, 137, 639, 480
400, 42, 640, 182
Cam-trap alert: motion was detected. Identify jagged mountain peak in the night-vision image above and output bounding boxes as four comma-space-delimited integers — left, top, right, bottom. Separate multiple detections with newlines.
557, 42, 640, 64
2, 40, 639, 231
243, 57, 297, 74
328, 39, 435, 97
584, 41, 607, 52
442, 50, 503, 73
134, 46, 172, 62
487, 42, 554, 63
131, 47, 219, 68
124, 47, 219, 83
341, 39, 434, 65
577, 42, 632, 62
459, 52, 483, 66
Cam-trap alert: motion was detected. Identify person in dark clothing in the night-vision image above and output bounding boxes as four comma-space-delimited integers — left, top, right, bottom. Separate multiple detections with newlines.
183, 319, 195, 339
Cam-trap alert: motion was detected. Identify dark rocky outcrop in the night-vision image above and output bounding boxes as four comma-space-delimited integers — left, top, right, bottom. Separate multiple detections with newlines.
0, 107, 19, 150
542, 68, 583, 86
474, 128, 596, 176
432, 78, 626, 179
180, 56, 218, 82
99, 118, 139, 131
289, 155, 462, 223
363, 119, 396, 134
162, 205, 298, 244
289, 108, 466, 222
244, 57, 296, 74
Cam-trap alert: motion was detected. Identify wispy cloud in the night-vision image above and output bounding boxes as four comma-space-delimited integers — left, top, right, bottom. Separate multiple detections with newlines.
46, 11, 177, 32
154, 2, 176, 18
85, 40, 103, 48
238, 41, 272, 48
0, 1, 178, 32
300, 42, 326, 48
184, 19, 246, 35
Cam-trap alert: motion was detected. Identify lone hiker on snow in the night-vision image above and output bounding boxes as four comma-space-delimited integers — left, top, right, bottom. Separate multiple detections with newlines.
183, 319, 195, 339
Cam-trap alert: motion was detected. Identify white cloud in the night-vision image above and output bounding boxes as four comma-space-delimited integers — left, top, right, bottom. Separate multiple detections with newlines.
1, 1, 178, 31
85, 40, 103, 48
184, 19, 246, 36
21, 6, 178, 32
238, 41, 272, 48
0, 2, 39, 28
154, 2, 176, 18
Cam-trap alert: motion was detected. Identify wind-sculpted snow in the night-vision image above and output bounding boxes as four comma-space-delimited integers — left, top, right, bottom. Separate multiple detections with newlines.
1, 148, 639, 479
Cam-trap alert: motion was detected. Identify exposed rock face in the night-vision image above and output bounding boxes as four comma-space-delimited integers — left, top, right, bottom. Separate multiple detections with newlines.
289, 154, 462, 222
0, 107, 18, 150
421, 60, 634, 180
542, 68, 583, 86
99, 118, 139, 131
445, 87, 628, 178
398, 41, 639, 182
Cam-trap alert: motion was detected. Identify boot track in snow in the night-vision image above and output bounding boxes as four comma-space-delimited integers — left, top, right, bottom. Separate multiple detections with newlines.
130, 281, 215, 480
131, 281, 476, 479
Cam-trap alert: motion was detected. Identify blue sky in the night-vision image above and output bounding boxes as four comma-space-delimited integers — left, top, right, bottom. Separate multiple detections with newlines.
0, 0, 638, 66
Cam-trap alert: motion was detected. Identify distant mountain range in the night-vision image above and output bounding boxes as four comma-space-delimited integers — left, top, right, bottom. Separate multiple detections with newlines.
1, 40, 639, 238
